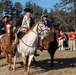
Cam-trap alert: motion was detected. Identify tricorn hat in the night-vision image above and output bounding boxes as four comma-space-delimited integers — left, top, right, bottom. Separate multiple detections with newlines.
41, 14, 48, 18
2, 15, 9, 20
24, 8, 33, 13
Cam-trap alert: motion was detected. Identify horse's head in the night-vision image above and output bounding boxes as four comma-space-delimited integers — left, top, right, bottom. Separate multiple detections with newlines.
37, 21, 51, 38
5, 19, 13, 35
6, 24, 12, 35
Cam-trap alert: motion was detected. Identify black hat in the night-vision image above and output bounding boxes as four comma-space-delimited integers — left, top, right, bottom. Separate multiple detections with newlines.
24, 8, 33, 13
41, 14, 48, 20
2, 15, 9, 20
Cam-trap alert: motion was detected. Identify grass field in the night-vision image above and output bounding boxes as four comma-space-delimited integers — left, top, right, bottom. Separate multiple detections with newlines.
0, 50, 76, 75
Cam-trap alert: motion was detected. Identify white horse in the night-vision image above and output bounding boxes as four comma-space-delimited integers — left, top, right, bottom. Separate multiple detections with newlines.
13, 21, 50, 75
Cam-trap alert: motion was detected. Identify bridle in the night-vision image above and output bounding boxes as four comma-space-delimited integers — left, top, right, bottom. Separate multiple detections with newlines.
23, 22, 47, 35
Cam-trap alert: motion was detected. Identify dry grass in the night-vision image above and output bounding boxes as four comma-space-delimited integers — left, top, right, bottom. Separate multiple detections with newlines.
0, 50, 76, 75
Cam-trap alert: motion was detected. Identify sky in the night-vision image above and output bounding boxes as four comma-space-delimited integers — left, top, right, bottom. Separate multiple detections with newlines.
12, 0, 61, 12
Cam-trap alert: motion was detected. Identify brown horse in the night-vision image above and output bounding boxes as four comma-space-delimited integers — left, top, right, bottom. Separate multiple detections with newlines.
0, 20, 13, 70
43, 33, 58, 65
42, 25, 60, 66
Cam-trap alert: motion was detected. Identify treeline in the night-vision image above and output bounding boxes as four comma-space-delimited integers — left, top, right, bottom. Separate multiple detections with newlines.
0, 0, 76, 31
0, 0, 23, 19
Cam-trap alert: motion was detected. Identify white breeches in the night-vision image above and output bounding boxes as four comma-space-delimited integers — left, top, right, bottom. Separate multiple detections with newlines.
69, 39, 76, 51
58, 39, 64, 51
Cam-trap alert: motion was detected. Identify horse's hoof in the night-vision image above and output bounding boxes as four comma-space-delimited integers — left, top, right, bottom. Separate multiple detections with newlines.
9, 67, 13, 71
24, 71, 27, 75
27, 70, 30, 75
13, 68, 15, 72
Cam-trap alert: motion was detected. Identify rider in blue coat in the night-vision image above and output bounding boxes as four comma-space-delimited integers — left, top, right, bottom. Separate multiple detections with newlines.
41, 14, 52, 30
0, 15, 9, 41
38, 14, 52, 51
0, 21, 5, 35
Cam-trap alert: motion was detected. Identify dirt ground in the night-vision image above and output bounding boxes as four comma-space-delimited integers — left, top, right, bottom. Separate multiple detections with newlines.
0, 50, 76, 75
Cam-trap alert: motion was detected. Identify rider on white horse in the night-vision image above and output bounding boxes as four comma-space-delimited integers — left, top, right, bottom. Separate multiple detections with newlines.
13, 8, 34, 43
13, 8, 39, 56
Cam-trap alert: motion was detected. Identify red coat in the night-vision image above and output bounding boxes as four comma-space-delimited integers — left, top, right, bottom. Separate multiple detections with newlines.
60, 33, 65, 39
68, 33, 75, 39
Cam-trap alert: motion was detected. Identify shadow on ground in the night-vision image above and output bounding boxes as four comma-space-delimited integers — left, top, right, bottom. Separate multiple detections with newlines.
0, 54, 76, 75
13, 57, 76, 75
30, 57, 76, 74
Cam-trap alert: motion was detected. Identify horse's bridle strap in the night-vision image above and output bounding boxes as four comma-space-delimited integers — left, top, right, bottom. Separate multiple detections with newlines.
21, 39, 37, 47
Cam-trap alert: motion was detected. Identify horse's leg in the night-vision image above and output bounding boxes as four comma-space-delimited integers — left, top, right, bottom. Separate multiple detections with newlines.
26, 55, 37, 65
22, 53, 27, 74
27, 55, 34, 75
4, 53, 10, 70
33, 57, 37, 63
4, 53, 9, 63
22, 58, 27, 75
13, 54, 17, 71
8, 54, 13, 70
26, 56, 29, 66
50, 51, 54, 66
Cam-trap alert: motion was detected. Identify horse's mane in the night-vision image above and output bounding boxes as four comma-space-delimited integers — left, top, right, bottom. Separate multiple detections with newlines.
26, 21, 39, 34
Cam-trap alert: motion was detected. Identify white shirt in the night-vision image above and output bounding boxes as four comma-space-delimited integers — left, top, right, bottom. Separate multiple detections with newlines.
21, 15, 31, 29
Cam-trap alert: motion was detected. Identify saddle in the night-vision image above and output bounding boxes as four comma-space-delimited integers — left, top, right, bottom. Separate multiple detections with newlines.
17, 31, 26, 39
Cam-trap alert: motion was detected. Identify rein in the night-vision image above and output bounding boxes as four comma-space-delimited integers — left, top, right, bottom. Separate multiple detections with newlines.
21, 39, 37, 47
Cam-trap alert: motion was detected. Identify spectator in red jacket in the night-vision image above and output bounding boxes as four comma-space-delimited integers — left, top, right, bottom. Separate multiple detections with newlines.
58, 30, 65, 51
68, 30, 76, 51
